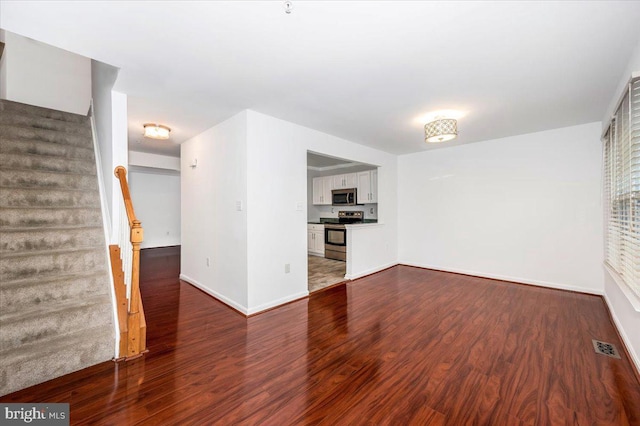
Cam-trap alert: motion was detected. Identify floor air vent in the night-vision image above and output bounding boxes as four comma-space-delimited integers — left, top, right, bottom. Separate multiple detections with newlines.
592, 340, 621, 359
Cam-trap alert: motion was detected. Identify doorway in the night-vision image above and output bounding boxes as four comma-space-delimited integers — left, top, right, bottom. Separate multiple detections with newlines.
306, 151, 378, 293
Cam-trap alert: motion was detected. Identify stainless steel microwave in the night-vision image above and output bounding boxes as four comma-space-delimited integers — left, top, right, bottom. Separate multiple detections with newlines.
332, 188, 358, 206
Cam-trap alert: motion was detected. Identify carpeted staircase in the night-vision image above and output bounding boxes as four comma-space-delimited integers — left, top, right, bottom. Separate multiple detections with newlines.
0, 99, 115, 396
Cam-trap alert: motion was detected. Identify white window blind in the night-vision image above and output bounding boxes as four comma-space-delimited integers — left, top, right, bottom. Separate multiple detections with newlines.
603, 77, 640, 297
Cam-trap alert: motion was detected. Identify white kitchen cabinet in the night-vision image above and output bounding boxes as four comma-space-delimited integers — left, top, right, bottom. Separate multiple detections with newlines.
357, 170, 378, 204
332, 173, 358, 190
312, 176, 333, 205
307, 224, 325, 256
312, 177, 322, 204
370, 169, 378, 203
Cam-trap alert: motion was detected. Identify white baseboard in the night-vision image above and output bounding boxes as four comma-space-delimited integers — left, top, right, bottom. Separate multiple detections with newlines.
345, 262, 397, 280
246, 291, 309, 316
179, 274, 249, 315
603, 293, 640, 375
179, 274, 309, 316
399, 262, 604, 296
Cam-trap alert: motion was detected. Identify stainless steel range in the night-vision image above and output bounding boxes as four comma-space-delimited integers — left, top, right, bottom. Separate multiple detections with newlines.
324, 211, 363, 261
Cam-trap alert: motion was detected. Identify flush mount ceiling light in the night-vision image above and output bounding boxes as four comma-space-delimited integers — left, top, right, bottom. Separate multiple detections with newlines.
424, 118, 458, 143
143, 123, 171, 140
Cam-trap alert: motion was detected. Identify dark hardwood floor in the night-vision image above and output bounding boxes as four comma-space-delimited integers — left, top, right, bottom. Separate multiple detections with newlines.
2, 246, 639, 425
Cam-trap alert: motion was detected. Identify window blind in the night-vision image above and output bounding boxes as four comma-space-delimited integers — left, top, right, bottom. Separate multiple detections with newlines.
603, 77, 640, 297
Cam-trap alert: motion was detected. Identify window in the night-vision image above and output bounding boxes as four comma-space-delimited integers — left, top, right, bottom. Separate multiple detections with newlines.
603, 77, 640, 297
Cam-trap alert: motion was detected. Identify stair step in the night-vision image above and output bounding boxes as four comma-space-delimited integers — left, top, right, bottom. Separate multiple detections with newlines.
0, 186, 100, 208
1, 137, 95, 161
0, 152, 97, 174
0, 99, 89, 124
0, 247, 107, 282
0, 124, 92, 148
0, 271, 111, 314
0, 225, 105, 253
0, 169, 98, 190
0, 112, 92, 137
0, 295, 113, 350
0, 207, 102, 228
0, 324, 114, 396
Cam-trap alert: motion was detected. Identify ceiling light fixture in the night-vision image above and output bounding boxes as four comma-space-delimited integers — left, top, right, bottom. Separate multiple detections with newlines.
424, 117, 458, 143
143, 123, 171, 140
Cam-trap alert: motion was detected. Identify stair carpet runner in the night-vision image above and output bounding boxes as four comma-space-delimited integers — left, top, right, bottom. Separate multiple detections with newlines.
0, 99, 114, 396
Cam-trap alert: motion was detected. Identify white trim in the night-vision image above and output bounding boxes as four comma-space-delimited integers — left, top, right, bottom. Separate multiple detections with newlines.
246, 291, 309, 316
345, 262, 396, 280
602, 292, 640, 374
180, 274, 309, 316
180, 274, 249, 315
400, 262, 604, 295
604, 263, 640, 312
89, 100, 119, 359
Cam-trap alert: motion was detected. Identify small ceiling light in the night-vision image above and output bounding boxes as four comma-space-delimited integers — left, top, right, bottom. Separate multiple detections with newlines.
424, 118, 458, 143
143, 123, 171, 140
284, 0, 293, 14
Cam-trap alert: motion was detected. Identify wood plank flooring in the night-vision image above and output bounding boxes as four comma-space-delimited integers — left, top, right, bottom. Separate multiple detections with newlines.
308, 254, 346, 292
2, 246, 639, 425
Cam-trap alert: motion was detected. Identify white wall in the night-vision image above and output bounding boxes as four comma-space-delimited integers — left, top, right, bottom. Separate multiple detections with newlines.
110, 91, 128, 244
0, 30, 7, 99
603, 36, 640, 130
91, 60, 119, 236
129, 170, 181, 249
180, 109, 397, 315
0, 30, 90, 114
601, 36, 640, 372
398, 122, 604, 294
245, 110, 398, 314
180, 112, 249, 311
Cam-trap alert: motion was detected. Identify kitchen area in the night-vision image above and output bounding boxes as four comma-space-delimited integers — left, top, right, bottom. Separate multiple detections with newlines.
307, 152, 379, 292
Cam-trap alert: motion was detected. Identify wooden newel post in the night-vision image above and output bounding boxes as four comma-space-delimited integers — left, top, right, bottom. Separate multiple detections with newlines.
127, 220, 144, 357
112, 165, 147, 359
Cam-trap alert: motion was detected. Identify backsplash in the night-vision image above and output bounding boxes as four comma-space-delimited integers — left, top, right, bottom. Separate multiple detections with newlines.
309, 204, 377, 222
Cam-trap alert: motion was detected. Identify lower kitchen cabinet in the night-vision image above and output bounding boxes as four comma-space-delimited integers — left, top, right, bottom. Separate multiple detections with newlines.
307, 224, 325, 256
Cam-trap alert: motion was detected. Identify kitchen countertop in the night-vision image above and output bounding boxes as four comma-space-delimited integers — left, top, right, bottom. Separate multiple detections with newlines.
308, 219, 378, 225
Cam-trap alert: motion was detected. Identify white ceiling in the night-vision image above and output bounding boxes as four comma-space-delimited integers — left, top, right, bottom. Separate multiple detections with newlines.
2, 1, 640, 157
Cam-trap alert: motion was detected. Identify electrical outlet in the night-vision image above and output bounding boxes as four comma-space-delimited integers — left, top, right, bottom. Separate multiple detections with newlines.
296, 202, 303, 211
236, 200, 243, 211
284, 263, 290, 273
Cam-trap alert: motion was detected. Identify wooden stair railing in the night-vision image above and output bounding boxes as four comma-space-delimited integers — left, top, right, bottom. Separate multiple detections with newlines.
109, 166, 147, 360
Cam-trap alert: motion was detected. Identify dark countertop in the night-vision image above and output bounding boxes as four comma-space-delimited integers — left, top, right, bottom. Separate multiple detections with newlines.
308, 219, 378, 225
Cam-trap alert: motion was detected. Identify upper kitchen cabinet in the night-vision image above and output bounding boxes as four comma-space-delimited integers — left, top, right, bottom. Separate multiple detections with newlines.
312, 176, 333, 205
357, 170, 378, 204
332, 173, 358, 190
